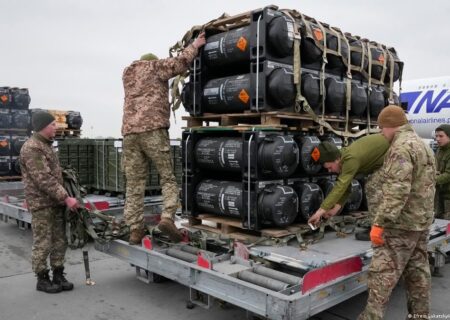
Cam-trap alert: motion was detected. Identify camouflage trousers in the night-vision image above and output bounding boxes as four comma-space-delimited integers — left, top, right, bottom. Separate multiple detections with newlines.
435, 193, 450, 220
358, 169, 384, 229
123, 129, 179, 231
31, 207, 67, 274
359, 229, 431, 320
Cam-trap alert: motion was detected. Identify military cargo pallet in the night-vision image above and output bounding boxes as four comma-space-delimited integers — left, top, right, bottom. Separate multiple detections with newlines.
183, 112, 378, 133
183, 213, 315, 243
55, 129, 81, 139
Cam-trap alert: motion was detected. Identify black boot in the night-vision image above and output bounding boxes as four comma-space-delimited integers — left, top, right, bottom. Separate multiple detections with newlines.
53, 267, 74, 291
355, 229, 371, 241
36, 269, 62, 293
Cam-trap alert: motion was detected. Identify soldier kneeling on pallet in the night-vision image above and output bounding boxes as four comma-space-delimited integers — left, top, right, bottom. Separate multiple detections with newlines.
20, 111, 80, 293
308, 133, 389, 240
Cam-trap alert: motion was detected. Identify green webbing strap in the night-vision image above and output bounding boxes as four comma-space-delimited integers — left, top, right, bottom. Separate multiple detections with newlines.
316, 20, 328, 130
340, 29, 352, 141
366, 41, 373, 130
63, 168, 101, 249
326, 215, 357, 235
379, 46, 388, 85
386, 50, 395, 103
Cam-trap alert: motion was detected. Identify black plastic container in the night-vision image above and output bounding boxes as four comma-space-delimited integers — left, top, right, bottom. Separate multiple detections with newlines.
10, 88, 30, 109
195, 179, 298, 227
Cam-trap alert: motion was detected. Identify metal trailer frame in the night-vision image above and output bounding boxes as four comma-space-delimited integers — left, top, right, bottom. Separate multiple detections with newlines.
0, 181, 163, 229
94, 220, 450, 320
0, 181, 448, 319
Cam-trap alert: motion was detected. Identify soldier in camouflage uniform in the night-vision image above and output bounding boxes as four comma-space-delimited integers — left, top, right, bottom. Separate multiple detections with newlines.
20, 111, 79, 293
308, 134, 389, 240
434, 124, 450, 220
359, 106, 436, 320
121, 32, 206, 245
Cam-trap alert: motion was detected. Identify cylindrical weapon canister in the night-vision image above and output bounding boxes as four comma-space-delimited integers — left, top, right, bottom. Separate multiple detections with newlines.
351, 82, 368, 116
195, 180, 298, 227
194, 135, 299, 178
295, 182, 324, 221
297, 135, 322, 175
325, 78, 346, 114
344, 179, 363, 212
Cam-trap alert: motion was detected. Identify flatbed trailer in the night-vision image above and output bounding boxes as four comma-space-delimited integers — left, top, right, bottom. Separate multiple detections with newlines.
94, 219, 449, 320
1, 181, 448, 319
0, 181, 163, 229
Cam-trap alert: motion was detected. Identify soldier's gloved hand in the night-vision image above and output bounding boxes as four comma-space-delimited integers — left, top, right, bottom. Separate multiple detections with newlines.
65, 197, 79, 211
370, 225, 384, 246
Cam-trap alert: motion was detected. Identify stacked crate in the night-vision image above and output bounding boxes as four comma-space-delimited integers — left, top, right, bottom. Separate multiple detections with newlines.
57, 138, 95, 187
180, 6, 403, 232
57, 138, 183, 194
0, 86, 31, 178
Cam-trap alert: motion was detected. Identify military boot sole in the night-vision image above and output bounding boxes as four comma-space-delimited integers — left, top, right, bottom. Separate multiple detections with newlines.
36, 283, 62, 293
59, 282, 74, 291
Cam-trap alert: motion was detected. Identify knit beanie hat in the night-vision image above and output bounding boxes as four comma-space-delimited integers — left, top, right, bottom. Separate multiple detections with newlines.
32, 111, 55, 132
317, 141, 341, 164
436, 124, 450, 138
377, 105, 408, 128
140, 53, 158, 61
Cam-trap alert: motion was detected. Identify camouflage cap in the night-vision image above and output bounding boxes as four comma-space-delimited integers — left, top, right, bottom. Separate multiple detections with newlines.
317, 142, 340, 164
140, 53, 158, 61
435, 124, 450, 138
32, 111, 55, 132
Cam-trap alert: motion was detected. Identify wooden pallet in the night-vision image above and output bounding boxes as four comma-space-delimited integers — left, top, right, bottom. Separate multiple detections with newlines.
183, 214, 313, 243
55, 129, 82, 138
183, 111, 378, 133
183, 211, 369, 243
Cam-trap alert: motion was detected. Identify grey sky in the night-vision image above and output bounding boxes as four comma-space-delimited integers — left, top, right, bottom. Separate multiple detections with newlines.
2, 0, 449, 138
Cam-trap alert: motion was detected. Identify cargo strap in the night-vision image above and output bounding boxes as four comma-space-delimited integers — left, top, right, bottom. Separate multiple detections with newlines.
366, 42, 373, 130
168, 12, 239, 116
386, 50, 395, 103
286, 11, 373, 139
63, 168, 100, 249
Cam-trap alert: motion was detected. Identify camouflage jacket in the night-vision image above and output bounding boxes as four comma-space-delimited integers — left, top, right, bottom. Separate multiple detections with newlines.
374, 124, 436, 231
435, 143, 450, 199
321, 134, 389, 211
20, 133, 68, 212
121, 44, 198, 136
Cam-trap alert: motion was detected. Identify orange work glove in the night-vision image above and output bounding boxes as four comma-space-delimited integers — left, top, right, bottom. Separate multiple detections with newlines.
370, 225, 384, 246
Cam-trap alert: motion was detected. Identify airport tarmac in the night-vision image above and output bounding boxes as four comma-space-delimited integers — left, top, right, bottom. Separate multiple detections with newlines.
0, 219, 448, 320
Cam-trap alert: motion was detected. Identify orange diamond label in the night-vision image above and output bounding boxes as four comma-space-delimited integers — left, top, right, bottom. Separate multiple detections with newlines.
0, 95, 8, 103
313, 28, 323, 41
238, 89, 250, 104
0, 140, 8, 148
311, 147, 320, 162
378, 54, 385, 64
236, 36, 248, 52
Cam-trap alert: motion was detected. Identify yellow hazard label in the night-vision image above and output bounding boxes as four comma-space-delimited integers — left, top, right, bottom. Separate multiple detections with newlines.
313, 28, 323, 41
236, 37, 248, 52
311, 147, 320, 162
238, 89, 250, 104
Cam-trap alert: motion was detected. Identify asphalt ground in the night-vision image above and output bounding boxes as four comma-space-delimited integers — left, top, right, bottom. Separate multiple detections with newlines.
0, 219, 449, 320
